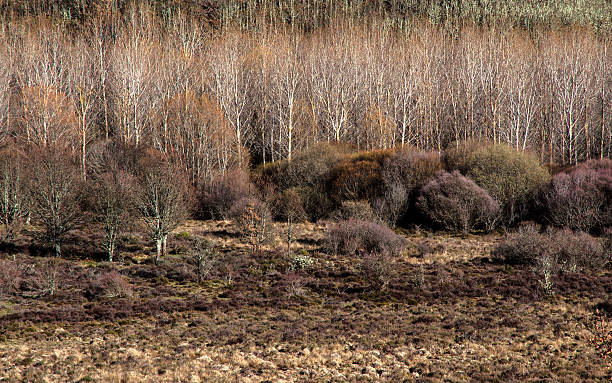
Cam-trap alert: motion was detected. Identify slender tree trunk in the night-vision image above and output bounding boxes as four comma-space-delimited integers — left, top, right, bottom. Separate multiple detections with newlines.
155, 238, 162, 265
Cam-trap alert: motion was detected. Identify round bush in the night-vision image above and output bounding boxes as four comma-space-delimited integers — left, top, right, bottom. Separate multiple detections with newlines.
541, 159, 611, 233
327, 219, 405, 257
376, 148, 441, 226
200, 168, 254, 219
416, 171, 500, 233
466, 144, 550, 223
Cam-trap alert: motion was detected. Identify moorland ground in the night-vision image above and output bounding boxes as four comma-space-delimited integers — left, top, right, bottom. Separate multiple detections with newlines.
1, 220, 610, 382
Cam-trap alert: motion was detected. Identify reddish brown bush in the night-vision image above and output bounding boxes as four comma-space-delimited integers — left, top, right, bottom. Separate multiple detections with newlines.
416, 171, 500, 233
201, 168, 255, 219
87, 271, 133, 299
328, 157, 385, 203
493, 224, 608, 271
376, 148, 441, 226
229, 196, 273, 253
327, 219, 404, 257
0, 259, 21, 296
541, 159, 612, 232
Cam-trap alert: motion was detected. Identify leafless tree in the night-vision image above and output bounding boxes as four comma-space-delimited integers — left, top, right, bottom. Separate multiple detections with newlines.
135, 153, 193, 264
28, 148, 82, 257
68, 38, 99, 178
206, 32, 254, 167
0, 147, 28, 241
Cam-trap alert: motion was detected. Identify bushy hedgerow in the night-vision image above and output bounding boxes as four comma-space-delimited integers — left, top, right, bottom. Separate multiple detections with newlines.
331, 200, 377, 222
464, 144, 550, 224
270, 188, 308, 223
416, 171, 500, 233
327, 219, 405, 257
86, 271, 133, 299
200, 168, 255, 219
493, 223, 608, 271
327, 149, 392, 204
540, 159, 611, 233
256, 143, 351, 220
375, 148, 442, 226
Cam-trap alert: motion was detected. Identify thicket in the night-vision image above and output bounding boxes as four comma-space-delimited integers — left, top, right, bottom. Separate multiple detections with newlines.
540, 159, 612, 233
493, 224, 608, 271
454, 144, 551, 224
0, 0, 608, 263
416, 171, 500, 233
1, 0, 609, 34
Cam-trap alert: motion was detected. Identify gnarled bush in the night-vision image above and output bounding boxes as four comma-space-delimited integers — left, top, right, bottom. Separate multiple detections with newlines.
416, 171, 500, 233
376, 148, 441, 226
201, 168, 255, 219
541, 159, 612, 233
327, 219, 404, 257
465, 144, 550, 224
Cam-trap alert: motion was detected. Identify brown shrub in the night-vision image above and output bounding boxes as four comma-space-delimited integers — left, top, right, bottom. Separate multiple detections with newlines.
493, 224, 608, 271
201, 168, 255, 219
327, 219, 404, 257
360, 252, 394, 291
229, 196, 273, 253
0, 259, 21, 296
376, 148, 442, 226
270, 188, 308, 223
492, 223, 548, 265
541, 159, 612, 233
328, 157, 385, 203
87, 271, 133, 299
416, 171, 500, 233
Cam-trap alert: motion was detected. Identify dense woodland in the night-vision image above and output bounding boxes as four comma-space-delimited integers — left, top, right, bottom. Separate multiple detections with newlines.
0, 2, 611, 381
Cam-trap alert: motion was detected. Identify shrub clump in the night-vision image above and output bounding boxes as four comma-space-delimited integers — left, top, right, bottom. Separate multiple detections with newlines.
201, 169, 255, 219
327, 219, 404, 257
270, 188, 308, 223
493, 224, 608, 271
229, 196, 273, 252
331, 200, 377, 222
416, 171, 500, 233
0, 259, 21, 296
360, 252, 394, 290
541, 159, 611, 233
375, 148, 441, 226
492, 223, 548, 265
464, 144, 550, 224
87, 271, 133, 299
327, 150, 390, 204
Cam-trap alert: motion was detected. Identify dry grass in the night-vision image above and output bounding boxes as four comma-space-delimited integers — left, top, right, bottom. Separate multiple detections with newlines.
0, 220, 610, 382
